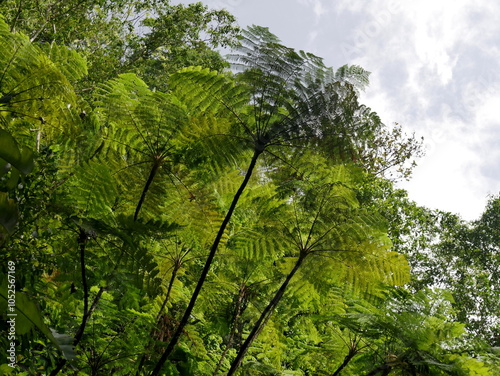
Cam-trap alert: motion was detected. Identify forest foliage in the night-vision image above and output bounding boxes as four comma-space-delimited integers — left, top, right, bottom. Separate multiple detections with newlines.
0, 1, 498, 375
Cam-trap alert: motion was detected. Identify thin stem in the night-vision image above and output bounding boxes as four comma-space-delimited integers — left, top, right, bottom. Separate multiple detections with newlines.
213, 284, 246, 376
136, 263, 181, 375
49, 287, 105, 376
226, 253, 306, 376
78, 228, 89, 318
50, 246, 126, 375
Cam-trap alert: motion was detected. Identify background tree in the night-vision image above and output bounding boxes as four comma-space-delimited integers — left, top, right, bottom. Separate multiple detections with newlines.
419, 200, 500, 346
364, 178, 499, 348
0, 0, 240, 93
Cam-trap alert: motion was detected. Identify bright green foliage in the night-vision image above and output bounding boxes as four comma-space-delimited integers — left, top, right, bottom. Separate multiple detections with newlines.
0, 8, 495, 376
0, 15, 87, 138
0, 13, 82, 244
322, 288, 492, 376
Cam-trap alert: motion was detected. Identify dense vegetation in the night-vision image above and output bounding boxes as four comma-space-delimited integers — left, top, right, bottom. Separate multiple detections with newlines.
0, 1, 498, 375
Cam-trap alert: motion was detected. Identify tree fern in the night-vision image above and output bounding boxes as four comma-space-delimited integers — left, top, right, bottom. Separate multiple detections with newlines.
331, 288, 492, 376
96, 73, 193, 221
151, 26, 391, 374
0, 15, 86, 141
226, 167, 409, 375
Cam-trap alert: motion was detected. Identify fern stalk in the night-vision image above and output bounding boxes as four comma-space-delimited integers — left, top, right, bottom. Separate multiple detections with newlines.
227, 253, 307, 376
150, 149, 262, 376
156, 262, 180, 322
50, 247, 126, 375
134, 158, 162, 221
78, 228, 89, 318
332, 344, 359, 376
213, 283, 247, 376
49, 287, 106, 376
136, 262, 181, 375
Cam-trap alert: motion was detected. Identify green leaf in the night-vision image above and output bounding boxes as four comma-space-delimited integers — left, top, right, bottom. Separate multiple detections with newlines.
4, 168, 20, 190
0, 364, 15, 375
0, 275, 75, 360
0, 192, 18, 235
0, 130, 34, 175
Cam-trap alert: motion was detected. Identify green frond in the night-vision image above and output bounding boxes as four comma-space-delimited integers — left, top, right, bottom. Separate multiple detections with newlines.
0, 16, 85, 140
170, 66, 250, 116
269, 169, 410, 300
95, 73, 206, 220
63, 160, 118, 219
227, 26, 376, 156
118, 243, 163, 298
158, 191, 225, 246
231, 25, 327, 87
39, 42, 88, 82
227, 228, 284, 261
284, 277, 322, 313
181, 116, 251, 181
334, 64, 371, 92
96, 73, 152, 130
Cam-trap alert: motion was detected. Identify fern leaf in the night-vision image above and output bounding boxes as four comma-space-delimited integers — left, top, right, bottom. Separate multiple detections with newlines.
63, 161, 118, 218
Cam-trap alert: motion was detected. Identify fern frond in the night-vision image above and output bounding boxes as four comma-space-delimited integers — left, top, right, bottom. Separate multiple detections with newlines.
334, 64, 371, 92
170, 66, 250, 117
0, 16, 86, 141
95, 74, 201, 220
180, 116, 251, 182
39, 42, 88, 82
227, 228, 284, 261
62, 160, 118, 219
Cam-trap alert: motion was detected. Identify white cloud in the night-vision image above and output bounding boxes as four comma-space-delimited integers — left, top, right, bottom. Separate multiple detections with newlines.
407, 1, 472, 85
297, 0, 327, 20
399, 141, 485, 220
330, 0, 500, 218
308, 29, 318, 44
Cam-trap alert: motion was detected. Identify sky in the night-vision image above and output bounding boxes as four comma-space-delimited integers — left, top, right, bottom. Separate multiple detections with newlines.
175, 0, 500, 221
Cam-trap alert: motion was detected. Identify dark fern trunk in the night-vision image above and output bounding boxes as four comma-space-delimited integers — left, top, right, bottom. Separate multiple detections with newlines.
134, 159, 161, 221
332, 349, 357, 376
149, 149, 262, 376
